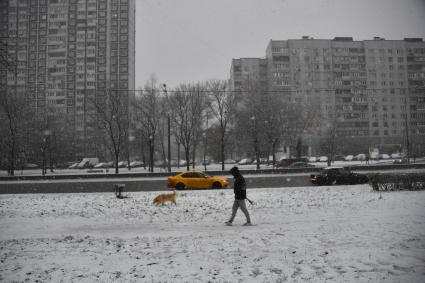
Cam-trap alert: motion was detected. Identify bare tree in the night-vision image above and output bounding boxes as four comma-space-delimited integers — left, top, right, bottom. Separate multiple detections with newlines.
0, 42, 21, 175
288, 99, 320, 159
135, 76, 161, 172
0, 42, 17, 73
206, 80, 236, 171
169, 83, 205, 170
0, 92, 29, 176
237, 76, 266, 169
261, 94, 296, 166
94, 89, 130, 174
321, 114, 339, 166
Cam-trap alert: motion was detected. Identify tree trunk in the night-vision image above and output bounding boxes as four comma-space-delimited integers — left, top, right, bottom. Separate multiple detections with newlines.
115, 155, 119, 174
296, 137, 302, 159
9, 146, 15, 176
192, 143, 196, 169
177, 143, 180, 168
185, 148, 190, 171
221, 133, 225, 171
10, 141, 15, 176
48, 137, 54, 173
9, 127, 16, 176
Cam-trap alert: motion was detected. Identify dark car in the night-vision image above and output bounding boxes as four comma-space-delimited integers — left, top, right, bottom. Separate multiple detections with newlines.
275, 158, 308, 168
333, 155, 346, 161
287, 162, 316, 169
310, 167, 369, 185
393, 158, 408, 164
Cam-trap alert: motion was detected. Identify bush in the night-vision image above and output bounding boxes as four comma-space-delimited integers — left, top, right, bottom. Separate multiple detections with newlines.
369, 173, 425, 191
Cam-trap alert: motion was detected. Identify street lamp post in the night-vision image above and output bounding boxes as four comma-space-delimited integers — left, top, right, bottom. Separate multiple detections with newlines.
162, 84, 172, 173
128, 134, 135, 170
404, 94, 411, 164
203, 132, 207, 171
251, 115, 260, 170
149, 134, 153, 172
41, 129, 51, 176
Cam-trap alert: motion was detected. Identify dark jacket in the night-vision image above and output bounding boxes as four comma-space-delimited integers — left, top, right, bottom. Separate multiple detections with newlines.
232, 171, 246, 200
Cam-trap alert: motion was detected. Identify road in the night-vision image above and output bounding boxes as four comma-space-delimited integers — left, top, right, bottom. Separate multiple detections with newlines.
1, 166, 424, 194
0, 174, 312, 194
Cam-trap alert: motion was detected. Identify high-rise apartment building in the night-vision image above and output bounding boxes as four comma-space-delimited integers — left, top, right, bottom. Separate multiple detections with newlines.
230, 37, 425, 156
0, 0, 135, 158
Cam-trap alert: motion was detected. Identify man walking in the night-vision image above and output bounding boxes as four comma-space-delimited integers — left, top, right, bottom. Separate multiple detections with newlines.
225, 166, 252, 226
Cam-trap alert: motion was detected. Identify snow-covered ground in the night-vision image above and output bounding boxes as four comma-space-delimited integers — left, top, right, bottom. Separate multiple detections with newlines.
1, 185, 424, 282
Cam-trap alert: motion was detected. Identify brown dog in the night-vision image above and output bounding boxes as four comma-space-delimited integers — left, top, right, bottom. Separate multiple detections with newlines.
153, 189, 176, 205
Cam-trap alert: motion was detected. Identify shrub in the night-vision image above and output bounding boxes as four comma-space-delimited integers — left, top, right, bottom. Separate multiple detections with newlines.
368, 173, 425, 191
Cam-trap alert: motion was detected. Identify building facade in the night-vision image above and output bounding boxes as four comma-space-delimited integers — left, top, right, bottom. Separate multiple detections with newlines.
230, 37, 425, 156
0, 0, 135, 159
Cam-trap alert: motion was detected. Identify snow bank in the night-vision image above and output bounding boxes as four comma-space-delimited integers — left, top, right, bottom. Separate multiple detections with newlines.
1, 185, 424, 282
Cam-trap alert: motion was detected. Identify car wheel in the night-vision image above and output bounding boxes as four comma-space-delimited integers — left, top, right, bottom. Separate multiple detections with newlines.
212, 182, 222, 189
176, 183, 185, 190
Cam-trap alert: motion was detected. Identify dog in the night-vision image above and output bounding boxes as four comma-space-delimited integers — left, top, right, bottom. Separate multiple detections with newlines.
153, 189, 176, 206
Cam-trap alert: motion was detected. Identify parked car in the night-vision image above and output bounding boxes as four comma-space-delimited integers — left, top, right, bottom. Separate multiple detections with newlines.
310, 167, 369, 186
22, 163, 38, 169
76, 158, 99, 169
238, 158, 252, 165
179, 160, 193, 166
333, 155, 345, 161
117, 161, 128, 168
345, 155, 354, 161
275, 158, 308, 168
318, 156, 328, 162
94, 162, 106, 169
391, 153, 402, 159
287, 162, 316, 169
129, 161, 145, 168
167, 170, 229, 190
380, 154, 390, 159
68, 162, 79, 169
356, 153, 366, 161
370, 152, 380, 160
224, 159, 236, 164
154, 160, 167, 167
103, 161, 114, 168
308, 156, 317, 162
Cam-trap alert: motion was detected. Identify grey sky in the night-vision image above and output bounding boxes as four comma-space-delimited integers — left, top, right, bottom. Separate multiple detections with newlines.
135, 0, 425, 88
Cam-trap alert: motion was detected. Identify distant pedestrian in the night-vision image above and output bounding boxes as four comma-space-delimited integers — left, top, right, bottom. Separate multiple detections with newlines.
225, 166, 252, 226
365, 155, 370, 164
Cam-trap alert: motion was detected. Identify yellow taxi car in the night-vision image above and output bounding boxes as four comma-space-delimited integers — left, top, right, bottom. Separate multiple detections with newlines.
167, 170, 228, 190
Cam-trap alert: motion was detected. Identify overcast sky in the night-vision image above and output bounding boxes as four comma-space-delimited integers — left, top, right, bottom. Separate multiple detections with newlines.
135, 0, 425, 89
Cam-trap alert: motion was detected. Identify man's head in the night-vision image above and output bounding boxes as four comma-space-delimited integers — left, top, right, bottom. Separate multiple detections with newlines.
229, 166, 239, 176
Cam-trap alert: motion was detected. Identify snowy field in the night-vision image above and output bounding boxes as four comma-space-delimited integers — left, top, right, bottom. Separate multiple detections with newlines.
1, 185, 425, 282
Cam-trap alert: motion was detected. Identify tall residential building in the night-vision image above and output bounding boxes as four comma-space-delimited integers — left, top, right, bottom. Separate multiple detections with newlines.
0, 0, 135, 158
230, 37, 425, 156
